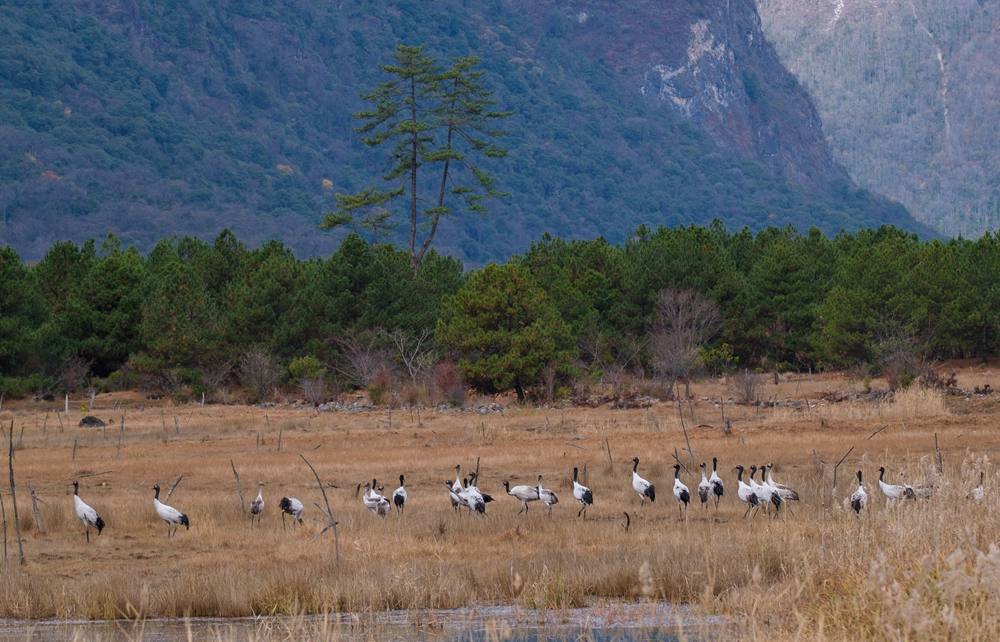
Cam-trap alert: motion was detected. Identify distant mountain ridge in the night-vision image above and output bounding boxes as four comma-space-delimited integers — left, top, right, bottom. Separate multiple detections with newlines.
757, 0, 1000, 238
0, 0, 931, 263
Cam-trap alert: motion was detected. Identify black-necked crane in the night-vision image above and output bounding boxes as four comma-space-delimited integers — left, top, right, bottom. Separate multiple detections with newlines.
571, 467, 593, 518
249, 481, 264, 527
503, 480, 539, 514
278, 496, 304, 529
697, 463, 711, 509
152, 484, 189, 537
849, 470, 868, 515
72, 480, 105, 543
449, 465, 464, 511
458, 478, 487, 515
878, 466, 914, 503
393, 475, 407, 514
631, 457, 655, 506
536, 475, 559, 516
672, 464, 690, 518
709, 457, 724, 508
734, 465, 759, 518
445, 479, 466, 511
750, 465, 781, 515
766, 464, 800, 503
467, 472, 494, 505
362, 481, 390, 517
969, 472, 985, 502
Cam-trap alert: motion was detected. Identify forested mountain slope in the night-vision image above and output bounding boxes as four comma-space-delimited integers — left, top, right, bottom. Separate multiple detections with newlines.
0, 0, 929, 262
758, 0, 999, 238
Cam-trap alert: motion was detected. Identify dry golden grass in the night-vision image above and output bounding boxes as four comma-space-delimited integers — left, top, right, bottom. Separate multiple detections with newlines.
0, 364, 997, 640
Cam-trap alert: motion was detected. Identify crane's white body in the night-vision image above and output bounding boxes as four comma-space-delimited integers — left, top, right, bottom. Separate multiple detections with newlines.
735, 467, 759, 517
279, 496, 304, 528
849, 471, 868, 515
878, 467, 913, 502
153, 485, 189, 537
571, 467, 593, 518
631, 458, 655, 506
393, 475, 407, 514
504, 482, 539, 514
249, 483, 264, 526
697, 465, 711, 507
766, 466, 800, 502
536, 476, 559, 515
709, 458, 724, 507
72, 482, 104, 542
672, 465, 690, 518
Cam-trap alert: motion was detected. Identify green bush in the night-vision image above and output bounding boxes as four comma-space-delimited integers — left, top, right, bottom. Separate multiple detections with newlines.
288, 355, 325, 381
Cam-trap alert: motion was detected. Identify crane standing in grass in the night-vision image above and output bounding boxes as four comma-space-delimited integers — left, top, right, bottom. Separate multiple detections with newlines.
571, 467, 593, 518
153, 484, 189, 537
503, 480, 539, 514
709, 457, 724, 508
631, 457, 656, 506
536, 475, 559, 516
278, 496, 304, 528
849, 470, 868, 515
393, 475, 407, 514
672, 464, 691, 519
72, 480, 105, 543
697, 463, 712, 509
249, 481, 265, 527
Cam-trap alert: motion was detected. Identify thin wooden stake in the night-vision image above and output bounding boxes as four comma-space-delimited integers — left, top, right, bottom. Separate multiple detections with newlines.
165, 474, 184, 501
9, 421, 25, 565
604, 437, 613, 467
832, 445, 855, 491
27, 484, 44, 534
72, 439, 78, 461
230, 459, 245, 513
0, 489, 7, 567
116, 415, 125, 458
173, 416, 180, 435
56, 413, 64, 432
677, 399, 694, 462
934, 432, 943, 474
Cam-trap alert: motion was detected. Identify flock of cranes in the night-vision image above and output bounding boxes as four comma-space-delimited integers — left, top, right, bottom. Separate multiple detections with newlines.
67, 456, 987, 541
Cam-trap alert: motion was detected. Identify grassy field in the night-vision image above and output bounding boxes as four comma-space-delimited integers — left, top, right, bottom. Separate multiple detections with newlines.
0, 365, 998, 640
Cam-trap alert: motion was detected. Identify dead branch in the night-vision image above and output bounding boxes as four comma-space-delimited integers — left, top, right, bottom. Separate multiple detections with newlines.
165, 474, 184, 501
8, 421, 25, 565
300, 454, 340, 567
832, 445, 855, 491
230, 459, 245, 513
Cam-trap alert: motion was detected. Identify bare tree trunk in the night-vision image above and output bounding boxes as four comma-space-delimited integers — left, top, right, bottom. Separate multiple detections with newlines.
230, 459, 245, 514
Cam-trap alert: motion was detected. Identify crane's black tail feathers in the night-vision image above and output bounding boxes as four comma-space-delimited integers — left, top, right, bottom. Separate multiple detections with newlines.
180, 514, 190, 529
95, 516, 105, 534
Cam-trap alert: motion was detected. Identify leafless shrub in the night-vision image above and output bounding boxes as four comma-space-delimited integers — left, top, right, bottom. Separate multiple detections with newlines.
875, 332, 923, 391
239, 349, 279, 403
383, 328, 436, 383
732, 369, 761, 404
648, 288, 720, 398
202, 360, 233, 400
332, 334, 393, 388
59, 355, 91, 393
434, 360, 465, 407
301, 378, 327, 406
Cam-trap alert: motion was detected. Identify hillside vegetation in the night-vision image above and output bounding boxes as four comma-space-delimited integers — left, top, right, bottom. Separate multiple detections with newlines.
758, 0, 1000, 238
0, 0, 927, 263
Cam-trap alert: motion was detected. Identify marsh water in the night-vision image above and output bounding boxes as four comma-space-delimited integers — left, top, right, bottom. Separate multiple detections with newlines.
0, 602, 724, 641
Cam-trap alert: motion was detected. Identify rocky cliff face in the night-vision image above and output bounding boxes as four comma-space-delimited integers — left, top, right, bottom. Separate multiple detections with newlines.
757, 0, 1000, 237
0, 0, 928, 263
